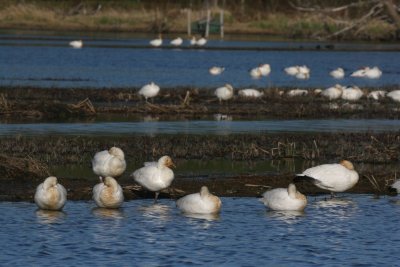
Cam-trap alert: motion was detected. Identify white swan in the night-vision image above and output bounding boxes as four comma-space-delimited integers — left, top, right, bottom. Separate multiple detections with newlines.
34, 176, 67, 211
170, 37, 183, 46
330, 68, 345, 79
209, 66, 225, 75
138, 82, 160, 101
196, 37, 207, 46
93, 176, 124, 208
176, 186, 222, 214
341, 86, 363, 101
287, 89, 308, 97
69, 40, 83, 49
259, 183, 307, 211
350, 67, 367, 77
131, 155, 175, 202
250, 67, 262, 79
215, 84, 234, 103
390, 180, 400, 193
365, 66, 382, 79
367, 90, 386, 100
150, 35, 163, 47
296, 65, 310, 79
284, 66, 299, 76
190, 36, 197, 46
387, 90, 400, 102
321, 84, 343, 100
294, 160, 359, 195
92, 147, 126, 179
238, 89, 264, 98
259, 64, 271, 76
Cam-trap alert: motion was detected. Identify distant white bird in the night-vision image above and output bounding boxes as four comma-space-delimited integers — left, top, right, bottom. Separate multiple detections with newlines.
387, 90, 400, 102
390, 180, 400, 193
93, 176, 124, 209
250, 67, 262, 79
259, 183, 307, 211
69, 40, 83, 49
350, 67, 367, 77
296, 65, 310, 79
131, 155, 175, 202
34, 176, 67, 211
176, 186, 222, 214
196, 37, 207, 46
138, 82, 160, 101
258, 64, 271, 76
341, 86, 363, 101
150, 35, 163, 47
364, 66, 382, 79
92, 147, 126, 179
284, 66, 299, 76
294, 160, 359, 196
170, 37, 183, 46
321, 84, 343, 100
330, 68, 345, 79
367, 90, 386, 100
287, 89, 308, 97
209, 66, 225, 75
238, 88, 264, 98
314, 89, 322, 95
190, 36, 197, 46
215, 84, 234, 103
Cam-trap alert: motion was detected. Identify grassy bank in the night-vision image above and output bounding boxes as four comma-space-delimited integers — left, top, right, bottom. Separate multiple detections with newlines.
0, 1, 397, 41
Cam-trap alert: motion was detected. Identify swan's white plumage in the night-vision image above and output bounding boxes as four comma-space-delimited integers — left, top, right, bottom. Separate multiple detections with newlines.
69, 40, 83, 48
250, 67, 262, 79
367, 90, 386, 100
351, 68, 367, 77
387, 90, 400, 102
238, 89, 264, 98
92, 147, 126, 178
150, 36, 163, 47
321, 84, 343, 100
298, 160, 359, 193
215, 84, 234, 102
365, 66, 382, 79
170, 37, 183, 46
391, 180, 400, 193
177, 186, 222, 214
209, 66, 225, 75
287, 89, 308, 97
330, 68, 345, 79
139, 82, 160, 100
341, 86, 363, 101
196, 37, 207, 46
260, 183, 307, 211
259, 64, 271, 76
132, 155, 175, 194
34, 176, 67, 211
284, 66, 299, 76
93, 176, 124, 208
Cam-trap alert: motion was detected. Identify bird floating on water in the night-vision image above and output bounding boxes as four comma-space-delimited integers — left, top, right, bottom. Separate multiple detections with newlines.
351, 66, 382, 79
93, 176, 124, 209
170, 37, 183, 46
34, 176, 67, 211
150, 34, 163, 47
259, 183, 307, 211
138, 82, 160, 101
177, 186, 222, 214
196, 37, 207, 46
131, 156, 175, 203
69, 40, 83, 49
294, 160, 359, 196
209, 66, 225, 75
92, 147, 126, 179
330, 68, 345, 79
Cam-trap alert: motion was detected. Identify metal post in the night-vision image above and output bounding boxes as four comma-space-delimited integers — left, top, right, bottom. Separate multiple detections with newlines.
205, 9, 211, 38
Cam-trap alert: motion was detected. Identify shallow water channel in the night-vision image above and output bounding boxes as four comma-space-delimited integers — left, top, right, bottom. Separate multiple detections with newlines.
1, 195, 399, 266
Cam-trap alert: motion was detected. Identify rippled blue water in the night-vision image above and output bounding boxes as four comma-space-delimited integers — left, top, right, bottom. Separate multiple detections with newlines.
1, 119, 400, 136
0, 32, 399, 88
1, 195, 399, 266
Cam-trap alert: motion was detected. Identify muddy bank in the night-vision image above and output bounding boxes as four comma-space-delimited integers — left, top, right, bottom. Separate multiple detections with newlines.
1, 86, 400, 121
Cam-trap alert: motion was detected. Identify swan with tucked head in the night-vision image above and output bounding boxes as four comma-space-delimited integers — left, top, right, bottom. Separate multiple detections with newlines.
260, 183, 307, 211
131, 155, 175, 203
215, 84, 234, 103
69, 40, 83, 48
177, 186, 222, 214
93, 176, 124, 209
330, 68, 345, 79
150, 34, 163, 47
294, 160, 359, 196
92, 147, 126, 179
138, 82, 160, 102
34, 176, 67, 211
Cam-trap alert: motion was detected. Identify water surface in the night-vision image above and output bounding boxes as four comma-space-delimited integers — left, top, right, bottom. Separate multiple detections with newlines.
1, 195, 399, 266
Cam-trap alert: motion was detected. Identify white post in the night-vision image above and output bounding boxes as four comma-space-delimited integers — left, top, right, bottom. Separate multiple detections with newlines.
187, 9, 191, 37
220, 9, 224, 39
205, 9, 211, 38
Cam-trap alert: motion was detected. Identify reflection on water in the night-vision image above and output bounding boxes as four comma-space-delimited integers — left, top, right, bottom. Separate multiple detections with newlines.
36, 209, 66, 224
0, 196, 399, 265
179, 212, 220, 222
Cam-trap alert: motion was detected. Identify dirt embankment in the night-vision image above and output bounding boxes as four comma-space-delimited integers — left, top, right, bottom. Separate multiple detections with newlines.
1, 86, 400, 121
